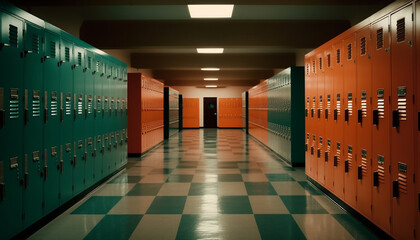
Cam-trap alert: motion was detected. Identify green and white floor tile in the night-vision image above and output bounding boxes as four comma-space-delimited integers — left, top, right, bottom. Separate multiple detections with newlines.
29, 129, 380, 240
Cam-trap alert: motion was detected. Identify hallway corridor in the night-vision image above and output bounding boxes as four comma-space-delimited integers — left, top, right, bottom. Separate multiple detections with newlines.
29, 129, 379, 240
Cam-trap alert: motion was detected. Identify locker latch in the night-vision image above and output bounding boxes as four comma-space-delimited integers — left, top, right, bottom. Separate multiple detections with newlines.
392, 110, 399, 128
317, 109, 321, 119
357, 109, 362, 124
305, 109, 308, 117
311, 109, 314, 118
333, 109, 337, 121
344, 160, 349, 173
373, 171, 379, 187
317, 149, 321, 158
310, 146, 314, 155
334, 156, 338, 167
325, 109, 328, 120
44, 91, 48, 123
344, 109, 349, 122
305, 143, 308, 152
24, 89, 29, 125
324, 151, 328, 162
60, 145, 64, 174
357, 166, 362, 180
373, 110, 379, 126
392, 180, 399, 198
43, 149, 48, 180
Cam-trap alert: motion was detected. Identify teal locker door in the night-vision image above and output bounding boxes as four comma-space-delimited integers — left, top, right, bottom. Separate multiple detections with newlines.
122, 69, 128, 166
59, 38, 74, 204
103, 60, 111, 175
22, 22, 44, 228
42, 29, 60, 212
72, 45, 86, 195
85, 50, 95, 187
0, 12, 24, 239
93, 56, 104, 180
110, 64, 118, 172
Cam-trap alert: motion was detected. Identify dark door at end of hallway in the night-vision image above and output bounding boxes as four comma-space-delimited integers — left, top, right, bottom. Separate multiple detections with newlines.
204, 97, 217, 128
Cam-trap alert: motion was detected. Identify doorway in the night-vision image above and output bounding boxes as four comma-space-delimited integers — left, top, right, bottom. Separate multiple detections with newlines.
203, 97, 217, 128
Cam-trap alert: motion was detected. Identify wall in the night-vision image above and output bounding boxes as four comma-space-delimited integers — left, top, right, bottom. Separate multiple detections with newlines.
172, 86, 250, 127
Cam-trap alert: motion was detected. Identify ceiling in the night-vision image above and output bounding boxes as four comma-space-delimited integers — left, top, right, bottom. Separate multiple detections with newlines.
12, 0, 394, 87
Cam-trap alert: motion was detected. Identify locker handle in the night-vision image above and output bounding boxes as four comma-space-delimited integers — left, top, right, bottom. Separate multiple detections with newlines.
344, 160, 349, 173
44, 108, 48, 123
24, 172, 29, 189
317, 109, 321, 119
357, 109, 362, 124
85, 109, 88, 119
392, 180, 399, 198
21, 50, 32, 58
0, 109, 4, 128
310, 146, 314, 155
392, 110, 399, 128
325, 109, 328, 120
60, 109, 63, 122
373, 110, 379, 126
73, 109, 77, 120
317, 149, 321, 158
305, 143, 308, 152
373, 171, 379, 187
324, 151, 328, 162
344, 109, 349, 122
44, 166, 48, 180
311, 109, 314, 118
357, 166, 362, 180
24, 108, 29, 125
0, 183, 4, 201
333, 109, 337, 121
94, 109, 97, 119
334, 155, 338, 167
305, 109, 308, 117
60, 160, 63, 174
92, 149, 96, 157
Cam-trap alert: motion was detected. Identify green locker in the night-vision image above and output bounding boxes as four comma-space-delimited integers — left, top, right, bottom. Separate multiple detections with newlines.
42, 23, 61, 212
103, 59, 112, 175
110, 64, 118, 172
72, 42, 86, 195
84, 48, 95, 187
59, 34, 74, 204
0, 10, 24, 239
22, 20, 45, 228
93, 54, 104, 180
122, 68, 128, 166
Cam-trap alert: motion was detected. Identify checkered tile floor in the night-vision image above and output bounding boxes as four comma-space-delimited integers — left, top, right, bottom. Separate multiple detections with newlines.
29, 129, 380, 240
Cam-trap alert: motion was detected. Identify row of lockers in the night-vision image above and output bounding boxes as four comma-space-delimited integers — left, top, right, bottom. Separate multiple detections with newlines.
164, 87, 180, 139
219, 98, 243, 128
183, 98, 200, 128
0, 4, 127, 239
305, 1, 420, 239
127, 73, 164, 155
248, 67, 304, 166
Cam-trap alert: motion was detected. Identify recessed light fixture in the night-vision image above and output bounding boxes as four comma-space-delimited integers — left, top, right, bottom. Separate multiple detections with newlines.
201, 68, 220, 71
205, 85, 218, 88
196, 48, 224, 54
204, 78, 218, 81
188, 4, 234, 19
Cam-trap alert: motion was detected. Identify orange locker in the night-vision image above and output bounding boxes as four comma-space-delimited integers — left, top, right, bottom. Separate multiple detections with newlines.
342, 33, 358, 208
323, 46, 335, 191
371, 17, 392, 233
183, 98, 199, 128
309, 54, 318, 180
127, 73, 142, 154
390, 5, 416, 239
219, 98, 243, 128
305, 57, 313, 178
355, 26, 373, 219
316, 50, 325, 185
332, 41, 345, 200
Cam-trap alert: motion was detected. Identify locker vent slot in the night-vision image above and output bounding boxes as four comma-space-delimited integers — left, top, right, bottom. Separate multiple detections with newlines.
361, 149, 368, 177
50, 92, 58, 116
65, 47, 70, 62
360, 37, 366, 55
377, 155, 385, 184
376, 28, 383, 49
327, 54, 331, 68
10, 156, 18, 169
77, 94, 83, 115
319, 57, 322, 70
361, 99, 367, 118
65, 93, 72, 115
306, 64, 310, 75
50, 41, 56, 58
312, 61, 316, 73
319, 95, 323, 110
397, 18, 405, 42
88, 57, 92, 69
337, 94, 341, 115
347, 99, 353, 116
398, 98, 407, 121
87, 95, 93, 114
335, 149, 341, 166
96, 61, 100, 73
77, 52, 82, 66
327, 95, 331, 111
9, 89, 19, 119
32, 90, 40, 117
347, 154, 353, 171
9, 25, 18, 48
336, 49, 341, 63
32, 34, 39, 54
347, 44, 352, 60
96, 96, 102, 113
378, 99, 385, 119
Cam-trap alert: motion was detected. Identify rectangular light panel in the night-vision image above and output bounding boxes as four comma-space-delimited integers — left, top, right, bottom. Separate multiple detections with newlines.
205, 85, 218, 88
201, 68, 220, 71
204, 78, 218, 81
188, 5, 234, 18
196, 48, 224, 54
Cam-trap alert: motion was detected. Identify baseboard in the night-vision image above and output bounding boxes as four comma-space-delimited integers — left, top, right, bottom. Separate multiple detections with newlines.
13, 164, 126, 240
182, 127, 200, 129
127, 140, 165, 158
307, 177, 393, 240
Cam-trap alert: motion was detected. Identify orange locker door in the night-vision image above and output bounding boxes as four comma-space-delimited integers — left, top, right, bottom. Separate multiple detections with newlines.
342, 34, 358, 208
305, 58, 312, 178
356, 26, 373, 219
316, 51, 325, 185
390, 5, 416, 239
332, 41, 345, 200
324, 47, 335, 191
310, 56, 318, 180
371, 16, 392, 234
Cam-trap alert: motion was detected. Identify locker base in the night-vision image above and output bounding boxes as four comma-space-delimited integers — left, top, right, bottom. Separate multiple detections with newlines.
11, 164, 127, 240
307, 177, 393, 240
127, 139, 164, 158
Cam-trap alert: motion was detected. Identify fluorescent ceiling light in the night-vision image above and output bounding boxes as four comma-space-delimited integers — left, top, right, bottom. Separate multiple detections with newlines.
201, 68, 220, 71
204, 78, 218, 81
205, 85, 218, 88
188, 5, 234, 18
196, 48, 224, 54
